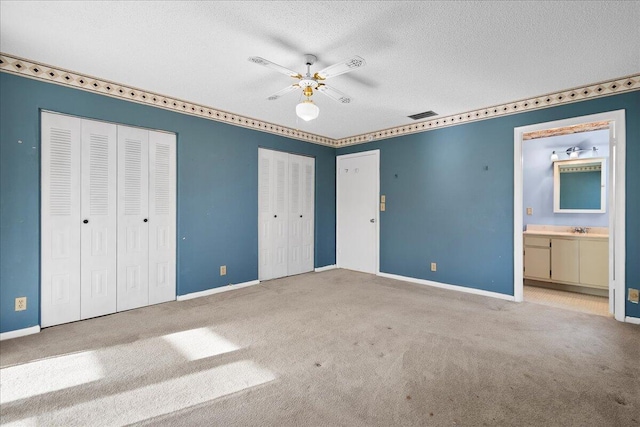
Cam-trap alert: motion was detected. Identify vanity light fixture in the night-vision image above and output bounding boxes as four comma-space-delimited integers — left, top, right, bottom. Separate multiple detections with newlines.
550, 146, 598, 162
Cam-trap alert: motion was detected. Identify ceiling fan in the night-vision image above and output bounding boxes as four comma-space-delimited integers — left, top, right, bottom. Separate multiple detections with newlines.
248, 54, 366, 121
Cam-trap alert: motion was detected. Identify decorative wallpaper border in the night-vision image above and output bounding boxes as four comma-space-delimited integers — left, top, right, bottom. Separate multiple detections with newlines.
1, 52, 638, 148
335, 74, 639, 146
0, 53, 334, 147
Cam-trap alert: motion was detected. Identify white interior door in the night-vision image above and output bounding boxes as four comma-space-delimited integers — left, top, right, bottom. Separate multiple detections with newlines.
80, 119, 117, 319
117, 125, 149, 311
337, 150, 379, 274
41, 112, 82, 327
301, 156, 315, 273
288, 154, 304, 275
148, 130, 176, 305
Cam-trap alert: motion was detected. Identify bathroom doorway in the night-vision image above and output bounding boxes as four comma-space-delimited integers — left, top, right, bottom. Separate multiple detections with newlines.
513, 110, 626, 321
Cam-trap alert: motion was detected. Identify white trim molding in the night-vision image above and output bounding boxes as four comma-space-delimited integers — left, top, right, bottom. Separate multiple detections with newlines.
314, 265, 337, 272
176, 280, 260, 301
377, 272, 516, 302
626, 317, 640, 325
1, 52, 638, 148
0, 325, 40, 341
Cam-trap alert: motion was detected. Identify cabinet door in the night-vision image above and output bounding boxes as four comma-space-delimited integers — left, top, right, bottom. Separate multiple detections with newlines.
80, 119, 117, 319
41, 112, 82, 327
551, 238, 580, 284
148, 131, 176, 305
579, 240, 608, 288
524, 247, 550, 280
117, 126, 149, 311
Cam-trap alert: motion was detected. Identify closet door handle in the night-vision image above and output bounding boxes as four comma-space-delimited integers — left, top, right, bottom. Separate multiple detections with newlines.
143, 218, 148, 223
83, 219, 89, 224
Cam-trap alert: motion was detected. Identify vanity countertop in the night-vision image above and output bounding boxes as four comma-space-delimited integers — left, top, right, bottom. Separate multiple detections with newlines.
524, 225, 608, 239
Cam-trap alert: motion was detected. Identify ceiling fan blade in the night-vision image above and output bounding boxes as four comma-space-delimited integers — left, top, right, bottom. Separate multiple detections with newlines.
267, 84, 299, 101
316, 84, 353, 104
248, 57, 302, 78
315, 56, 366, 80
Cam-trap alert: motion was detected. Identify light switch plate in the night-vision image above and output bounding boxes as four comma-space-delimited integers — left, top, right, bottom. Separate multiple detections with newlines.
380, 202, 386, 211
381, 195, 386, 203
526, 207, 533, 215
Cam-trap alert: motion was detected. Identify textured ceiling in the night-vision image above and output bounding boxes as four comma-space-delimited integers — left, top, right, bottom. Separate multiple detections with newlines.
1, 1, 639, 140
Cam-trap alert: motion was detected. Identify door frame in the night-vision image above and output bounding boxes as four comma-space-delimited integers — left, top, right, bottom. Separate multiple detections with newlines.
513, 110, 626, 321
336, 149, 380, 274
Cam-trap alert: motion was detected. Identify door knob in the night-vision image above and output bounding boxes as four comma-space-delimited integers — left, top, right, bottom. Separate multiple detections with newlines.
370, 218, 375, 223
83, 219, 89, 224
274, 215, 278, 218
143, 218, 148, 222
300, 215, 303, 218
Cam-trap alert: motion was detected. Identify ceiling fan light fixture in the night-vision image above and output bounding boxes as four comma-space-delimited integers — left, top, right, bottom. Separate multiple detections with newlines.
296, 99, 319, 121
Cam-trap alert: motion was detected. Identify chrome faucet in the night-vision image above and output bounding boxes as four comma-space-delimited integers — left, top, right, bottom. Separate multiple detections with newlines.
573, 226, 589, 234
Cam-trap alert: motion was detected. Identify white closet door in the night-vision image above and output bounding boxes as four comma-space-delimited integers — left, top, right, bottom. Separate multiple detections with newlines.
117, 126, 149, 311
148, 131, 176, 305
41, 112, 82, 327
258, 148, 289, 280
301, 156, 315, 273
287, 154, 304, 275
258, 148, 274, 280
80, 119, 117, 319
271, 150, 289, 279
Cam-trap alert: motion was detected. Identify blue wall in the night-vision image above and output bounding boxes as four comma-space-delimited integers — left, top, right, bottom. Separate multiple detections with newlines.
523, 130, 609, 228
0, 72, 336, 333
337, 91, 640, 318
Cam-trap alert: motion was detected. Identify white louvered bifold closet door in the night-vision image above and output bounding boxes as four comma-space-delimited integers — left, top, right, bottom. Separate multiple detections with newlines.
117, 126, 150, 311
41, 113, 82, 327
258, 148, 274, 280
300, 156, 315, 274
80, 119, 117, 319
148, 131, 177, 305
258, 148, 289, 280
287, 154, 304, 276
258, 148, 314, 281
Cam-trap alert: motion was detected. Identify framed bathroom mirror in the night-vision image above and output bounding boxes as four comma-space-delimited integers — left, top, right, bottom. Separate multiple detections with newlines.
553, 158, 606, 213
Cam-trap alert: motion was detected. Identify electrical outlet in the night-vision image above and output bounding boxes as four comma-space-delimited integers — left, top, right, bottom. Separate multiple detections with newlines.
220, 265, 227, 276
526, 207, 533, 215
629, 288, 639, 304
15, 297, 27, 311
430, 262, 437, 272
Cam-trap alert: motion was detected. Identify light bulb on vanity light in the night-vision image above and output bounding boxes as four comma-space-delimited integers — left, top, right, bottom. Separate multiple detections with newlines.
550, 151, 559, 162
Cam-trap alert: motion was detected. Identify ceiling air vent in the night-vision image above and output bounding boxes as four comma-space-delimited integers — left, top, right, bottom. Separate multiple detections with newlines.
408, 110, 437, 120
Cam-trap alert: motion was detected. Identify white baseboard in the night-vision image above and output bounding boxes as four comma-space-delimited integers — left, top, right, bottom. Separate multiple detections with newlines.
177, 280, 260, 301
377, 272, 516, 302
625, 316, 640, 325
315, 264, 337, 272
0, 325, 40, 341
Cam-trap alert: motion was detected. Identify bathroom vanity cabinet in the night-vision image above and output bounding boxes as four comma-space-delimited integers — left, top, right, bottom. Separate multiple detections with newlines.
523, 230, 608, 290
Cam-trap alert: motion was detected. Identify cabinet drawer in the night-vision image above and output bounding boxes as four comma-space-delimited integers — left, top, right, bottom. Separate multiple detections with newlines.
524, 236, 550, 248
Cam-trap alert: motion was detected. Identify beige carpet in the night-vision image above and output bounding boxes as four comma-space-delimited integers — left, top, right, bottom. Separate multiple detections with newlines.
524, 285, 610, 317
1, 269, 638, 426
